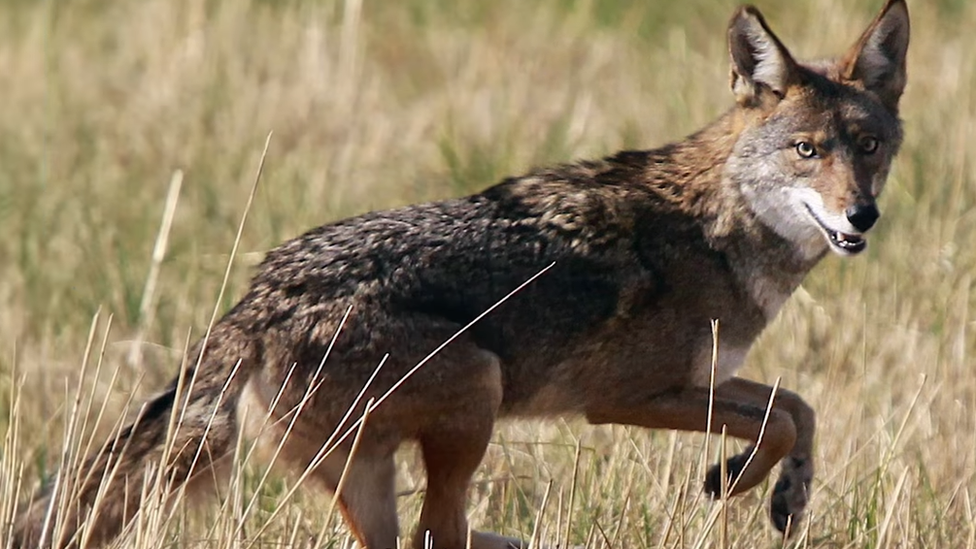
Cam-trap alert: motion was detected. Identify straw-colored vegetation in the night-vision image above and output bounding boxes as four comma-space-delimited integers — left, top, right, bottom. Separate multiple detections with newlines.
1, 0, 974, 547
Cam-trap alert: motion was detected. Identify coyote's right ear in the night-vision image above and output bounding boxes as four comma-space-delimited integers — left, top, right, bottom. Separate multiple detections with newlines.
727, 5, 799, 106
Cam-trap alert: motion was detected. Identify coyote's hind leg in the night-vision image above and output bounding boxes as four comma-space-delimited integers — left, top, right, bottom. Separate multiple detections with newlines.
325, 451, 400, 549
239, 380, 400, 549
272, 432, 400, 548
410, 349, 523, 549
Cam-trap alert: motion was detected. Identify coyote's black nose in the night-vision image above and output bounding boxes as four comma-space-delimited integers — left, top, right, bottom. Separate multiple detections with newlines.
846, 203, 880, 232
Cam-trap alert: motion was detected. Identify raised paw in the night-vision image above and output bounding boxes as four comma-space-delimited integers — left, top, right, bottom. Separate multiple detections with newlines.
769, 456, 813, 535
703, 448, 754, 498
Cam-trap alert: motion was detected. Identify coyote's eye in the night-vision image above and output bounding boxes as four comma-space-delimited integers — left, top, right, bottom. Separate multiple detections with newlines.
859, 135, 879, 154
795, 141, 817, 159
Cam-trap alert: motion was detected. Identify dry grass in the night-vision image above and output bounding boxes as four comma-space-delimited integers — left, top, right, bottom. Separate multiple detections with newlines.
1, 0, 974, 547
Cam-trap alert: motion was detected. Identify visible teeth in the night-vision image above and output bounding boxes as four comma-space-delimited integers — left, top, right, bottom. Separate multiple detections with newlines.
803, 204, 866, 253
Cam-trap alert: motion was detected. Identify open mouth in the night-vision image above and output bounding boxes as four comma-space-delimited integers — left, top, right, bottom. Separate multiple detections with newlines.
803, 204, 867, 255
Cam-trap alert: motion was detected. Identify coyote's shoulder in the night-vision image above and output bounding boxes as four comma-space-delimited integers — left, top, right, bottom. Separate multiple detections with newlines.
14, 1, 909, 548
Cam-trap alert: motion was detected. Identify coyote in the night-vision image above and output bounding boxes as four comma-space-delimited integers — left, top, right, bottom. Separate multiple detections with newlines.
15, 1, 909, 547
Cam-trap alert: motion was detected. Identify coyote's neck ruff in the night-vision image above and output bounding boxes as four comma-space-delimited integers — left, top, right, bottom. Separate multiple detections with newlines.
15, 1, 908, 548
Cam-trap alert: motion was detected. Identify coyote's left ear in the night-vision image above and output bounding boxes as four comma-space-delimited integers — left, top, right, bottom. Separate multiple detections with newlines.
840, 0, 910, 111
728, 6, 799, 106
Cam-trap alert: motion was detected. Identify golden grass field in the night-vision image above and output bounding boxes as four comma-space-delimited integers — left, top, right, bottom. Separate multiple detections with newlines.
1, 0, 974, 547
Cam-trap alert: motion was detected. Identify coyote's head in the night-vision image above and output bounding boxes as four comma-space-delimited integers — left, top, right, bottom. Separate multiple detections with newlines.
724, 0, 909, 259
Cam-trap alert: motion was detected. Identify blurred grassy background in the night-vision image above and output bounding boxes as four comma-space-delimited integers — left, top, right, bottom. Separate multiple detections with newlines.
1, 0, 974, 547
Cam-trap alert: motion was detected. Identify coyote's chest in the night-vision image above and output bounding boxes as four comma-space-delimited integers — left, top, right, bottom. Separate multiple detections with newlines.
689, 338, 751, 387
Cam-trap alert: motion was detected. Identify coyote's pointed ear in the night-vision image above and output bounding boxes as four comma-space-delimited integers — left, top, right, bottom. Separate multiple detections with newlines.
840, 0, 910, 111
727, 5, 799, 106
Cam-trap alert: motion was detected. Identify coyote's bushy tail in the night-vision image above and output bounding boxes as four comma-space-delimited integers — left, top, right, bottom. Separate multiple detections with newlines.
13, 321, 257, 549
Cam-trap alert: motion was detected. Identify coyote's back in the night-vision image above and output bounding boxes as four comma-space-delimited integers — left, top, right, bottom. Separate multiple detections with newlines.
14, 1, 909, 547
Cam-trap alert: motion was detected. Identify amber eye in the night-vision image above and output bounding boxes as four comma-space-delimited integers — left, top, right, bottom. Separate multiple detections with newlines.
795, 141, 817, 158
859, 135, 879, 154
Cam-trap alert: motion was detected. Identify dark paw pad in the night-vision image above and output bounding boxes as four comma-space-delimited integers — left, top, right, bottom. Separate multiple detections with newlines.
704, 451, 751, 498
769, 457, 812, 535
